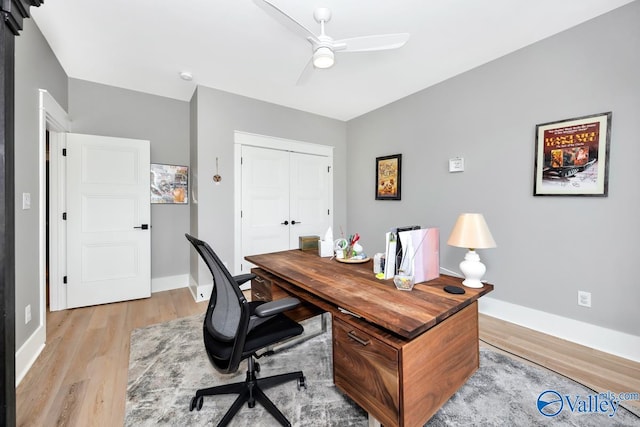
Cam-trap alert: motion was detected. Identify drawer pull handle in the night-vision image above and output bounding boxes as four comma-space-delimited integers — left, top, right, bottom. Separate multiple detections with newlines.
254, 292, 263, 299
347, 331, 370, 346
255, 277, 265, 283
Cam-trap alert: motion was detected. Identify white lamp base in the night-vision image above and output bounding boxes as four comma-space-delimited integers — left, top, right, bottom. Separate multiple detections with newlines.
459, 249, 486, 288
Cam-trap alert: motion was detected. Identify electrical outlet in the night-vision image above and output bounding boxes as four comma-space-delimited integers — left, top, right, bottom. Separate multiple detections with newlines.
25, 304, 32, 324
577, 291, 591, 308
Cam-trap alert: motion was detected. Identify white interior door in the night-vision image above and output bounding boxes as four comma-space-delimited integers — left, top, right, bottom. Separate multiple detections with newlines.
66, 133, 151, 308
289, 152, 331, 248
241, 145, 290, 267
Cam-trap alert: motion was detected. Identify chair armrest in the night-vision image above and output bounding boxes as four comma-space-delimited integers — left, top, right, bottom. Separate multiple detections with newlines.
233, 273, 256, 286
254, 297, 300, 318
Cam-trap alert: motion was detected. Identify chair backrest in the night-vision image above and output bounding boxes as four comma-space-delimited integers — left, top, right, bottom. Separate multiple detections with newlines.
185, 234, 249, 345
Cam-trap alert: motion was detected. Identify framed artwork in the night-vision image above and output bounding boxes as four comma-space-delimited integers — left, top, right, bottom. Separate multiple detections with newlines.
533, 112, 612, 197
150, 163, 189, 204
376, 154, 402, 200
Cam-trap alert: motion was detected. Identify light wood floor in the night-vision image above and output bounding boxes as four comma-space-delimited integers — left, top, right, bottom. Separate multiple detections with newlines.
16, 288, 208, 427
16, 288, 640, 426
479, 315, 640, 415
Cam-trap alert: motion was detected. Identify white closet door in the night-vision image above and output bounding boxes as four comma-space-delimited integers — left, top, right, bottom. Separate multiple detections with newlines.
289, 152, 331, 248
239, 144, 332, 273
241, 146, 290, 265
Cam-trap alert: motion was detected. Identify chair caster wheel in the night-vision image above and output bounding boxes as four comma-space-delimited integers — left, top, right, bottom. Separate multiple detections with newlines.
190, 395, 203, 411
297, 376, 307, 390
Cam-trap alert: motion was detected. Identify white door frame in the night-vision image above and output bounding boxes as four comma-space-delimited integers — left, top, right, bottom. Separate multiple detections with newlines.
39, 89, 70, 313
17, 90, 69, 386
233, 131, 333, 275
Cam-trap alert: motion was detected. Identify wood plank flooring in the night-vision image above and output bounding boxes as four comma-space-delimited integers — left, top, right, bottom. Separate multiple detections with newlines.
16, 288, 640, 425
16, 288, 207, 427
479, 314, 640, 414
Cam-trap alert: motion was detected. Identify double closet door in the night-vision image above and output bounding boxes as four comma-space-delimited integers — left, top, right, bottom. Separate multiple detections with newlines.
240, 145, 331, 273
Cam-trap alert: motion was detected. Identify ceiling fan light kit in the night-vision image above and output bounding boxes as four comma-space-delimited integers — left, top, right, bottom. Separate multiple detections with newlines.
256, 0, 409, 81
313, 47, 334, 68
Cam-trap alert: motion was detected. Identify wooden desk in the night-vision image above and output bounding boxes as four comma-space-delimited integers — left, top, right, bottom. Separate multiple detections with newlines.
246, 250, 493, 427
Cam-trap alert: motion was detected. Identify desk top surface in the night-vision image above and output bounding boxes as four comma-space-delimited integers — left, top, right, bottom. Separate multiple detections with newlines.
246, 250, 493, 339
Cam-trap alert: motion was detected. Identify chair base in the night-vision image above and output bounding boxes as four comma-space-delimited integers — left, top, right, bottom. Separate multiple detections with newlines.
190, 356, 305, 427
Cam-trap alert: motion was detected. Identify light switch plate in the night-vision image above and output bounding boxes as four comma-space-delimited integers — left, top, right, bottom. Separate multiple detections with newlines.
449, 158, 464, 172
22, 192, 31, 210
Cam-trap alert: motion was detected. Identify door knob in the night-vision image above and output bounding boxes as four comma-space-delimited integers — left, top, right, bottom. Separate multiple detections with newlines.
134, 224, 149, 230
291, 220, 301, 225
281, 220, 289, 225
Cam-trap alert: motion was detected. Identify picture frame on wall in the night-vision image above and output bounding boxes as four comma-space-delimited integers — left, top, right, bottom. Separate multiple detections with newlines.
151, 163, 189, 204
533, 112, 612, 197
376, 154, 402, 200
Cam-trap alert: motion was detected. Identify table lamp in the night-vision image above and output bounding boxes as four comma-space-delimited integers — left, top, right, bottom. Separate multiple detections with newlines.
447, 213, 496, 288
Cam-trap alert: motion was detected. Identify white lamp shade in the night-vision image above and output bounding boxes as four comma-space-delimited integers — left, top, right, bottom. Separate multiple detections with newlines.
447, 213, 496, 249
313, 47, 334, 69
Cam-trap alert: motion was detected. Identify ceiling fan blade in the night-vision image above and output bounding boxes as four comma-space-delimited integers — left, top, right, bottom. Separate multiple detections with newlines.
334, 33, 410, 53
254, 0, 320, 44
295, 58, 314, 86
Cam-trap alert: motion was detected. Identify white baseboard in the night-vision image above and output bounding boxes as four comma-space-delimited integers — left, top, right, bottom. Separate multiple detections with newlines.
188, 274, 212, 303
185, 275, 250, 300
15, 323, 46, 386
190, 284, 212, 303
151, 274, 189, 293
479, 297, 640, 363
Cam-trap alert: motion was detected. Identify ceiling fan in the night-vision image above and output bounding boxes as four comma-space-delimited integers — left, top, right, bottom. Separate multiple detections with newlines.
255, 0, 410, 84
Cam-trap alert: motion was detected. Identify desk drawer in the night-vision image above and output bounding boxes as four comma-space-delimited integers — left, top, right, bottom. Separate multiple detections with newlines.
333, 318, 399, 427
251, 274, 272, 302
251, 268, 322, 322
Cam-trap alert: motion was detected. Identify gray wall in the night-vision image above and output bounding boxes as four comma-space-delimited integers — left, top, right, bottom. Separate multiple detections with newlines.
347, 2, 640, 335
14, 19, 68, 348
190, 86, 347, 285
68, 79, 191, 281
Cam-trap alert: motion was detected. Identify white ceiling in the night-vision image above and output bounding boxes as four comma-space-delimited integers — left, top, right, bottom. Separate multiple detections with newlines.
31, 0, 634, 121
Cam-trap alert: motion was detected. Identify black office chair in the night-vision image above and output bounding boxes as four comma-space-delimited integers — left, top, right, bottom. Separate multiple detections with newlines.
185, 234, 306, 427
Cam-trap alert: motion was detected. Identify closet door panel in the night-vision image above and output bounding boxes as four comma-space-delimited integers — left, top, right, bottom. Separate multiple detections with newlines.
241, 146, 290, 267
289, 152, 331, 248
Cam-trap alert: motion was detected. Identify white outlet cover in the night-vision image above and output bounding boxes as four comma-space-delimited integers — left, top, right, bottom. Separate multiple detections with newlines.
578, 291, 592, 307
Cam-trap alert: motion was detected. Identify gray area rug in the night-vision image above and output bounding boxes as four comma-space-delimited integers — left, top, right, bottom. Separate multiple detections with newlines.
125, 313, 639, 426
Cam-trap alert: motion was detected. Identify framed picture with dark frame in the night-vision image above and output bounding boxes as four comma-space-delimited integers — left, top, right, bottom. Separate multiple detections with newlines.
151, 163, 189, 204
376, 154, 402, 200
533, 112, 612, 197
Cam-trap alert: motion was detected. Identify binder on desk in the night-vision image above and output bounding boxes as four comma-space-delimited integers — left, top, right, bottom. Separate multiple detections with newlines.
397, 228, 440, 283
